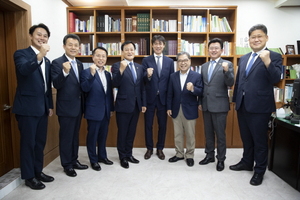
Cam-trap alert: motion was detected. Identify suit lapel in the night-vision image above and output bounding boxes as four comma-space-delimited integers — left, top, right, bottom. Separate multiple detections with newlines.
247, 57, 261, 76
210, 60, 222, 81
240, 53, 251, 76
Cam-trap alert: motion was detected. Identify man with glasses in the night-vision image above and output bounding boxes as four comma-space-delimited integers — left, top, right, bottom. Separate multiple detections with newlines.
167, 52, 203, 167
230, 24, 282, 186
198, 38, 234, 171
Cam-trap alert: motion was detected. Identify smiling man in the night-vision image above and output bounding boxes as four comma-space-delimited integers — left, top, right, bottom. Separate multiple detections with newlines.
80, 47, 114, 171
51, 34, 88, 177
142, 35, 174, 160
13, 23, 54, 190
230, 24, 282, 186
167, 52, 203, 167
112, 41, 147, 169
198, 38, 234, 172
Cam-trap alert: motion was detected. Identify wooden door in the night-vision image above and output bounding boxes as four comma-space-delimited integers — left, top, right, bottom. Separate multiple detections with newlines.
0, 11, 14, 177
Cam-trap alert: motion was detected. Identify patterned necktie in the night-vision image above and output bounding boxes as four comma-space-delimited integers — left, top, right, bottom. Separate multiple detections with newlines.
156, 56, 161, 77
71, 60, 79, 81
208, 60, 216, 82
245, 53, 257, 76
129, 62, 136, 83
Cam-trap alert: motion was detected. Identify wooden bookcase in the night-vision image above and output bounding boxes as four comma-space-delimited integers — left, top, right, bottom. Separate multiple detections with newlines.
66, 6, 242, 148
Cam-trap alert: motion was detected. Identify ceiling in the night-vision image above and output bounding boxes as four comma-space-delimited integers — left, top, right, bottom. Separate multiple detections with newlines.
62, 0, 300, 7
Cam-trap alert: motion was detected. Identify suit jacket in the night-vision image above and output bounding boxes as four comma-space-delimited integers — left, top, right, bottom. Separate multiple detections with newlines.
12, 46, 53, 116
233, 49, 282, 113
51, 54, 84, 117
167, 70, 203, 120
200, 58, 234, 112
142, 55, 174, 105
80, 68, 114, 121
112, 61, 146, 113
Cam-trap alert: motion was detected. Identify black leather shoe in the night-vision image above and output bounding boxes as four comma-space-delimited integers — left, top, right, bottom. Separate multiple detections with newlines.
216, 161, 225, 171
127, 156, 139, 163
199, 156, 215, 165
229, 161, 253, 171
73, 161, 88, 170
168, 156, 184, 163
144, 149, 153, 160
91, 163, 101, 171
36, 172, 54, 182
250, 173, 264, 186
25, 178, 45, 190
157, 150, 165, 160
99, 158, 113, 165
64, 168, 77, 177
186, 158, 194, 167
120, 158, 129, 169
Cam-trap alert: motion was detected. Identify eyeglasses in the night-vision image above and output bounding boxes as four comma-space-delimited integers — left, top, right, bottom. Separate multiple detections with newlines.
249, 35, 266, 40
177, 59, 190, 63
208, 47, 221, 51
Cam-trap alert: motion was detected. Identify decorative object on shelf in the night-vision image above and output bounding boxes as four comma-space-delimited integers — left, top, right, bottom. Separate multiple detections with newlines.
292, 63, 300, 78
285, 44, 295, 55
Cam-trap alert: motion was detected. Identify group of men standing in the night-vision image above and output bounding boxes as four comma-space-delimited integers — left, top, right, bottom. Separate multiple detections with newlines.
12, 23, 282, 190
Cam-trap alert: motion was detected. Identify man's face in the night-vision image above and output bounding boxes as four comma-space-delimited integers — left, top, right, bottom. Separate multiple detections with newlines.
92, 49, 107, 68
63, 38, 80, 59
152, 40, 165, 55
208, 42, 223, 60
249, 29, 268, 52
30, 27, 49, 50
177, 54, 191, 74
122, 43, 135, 61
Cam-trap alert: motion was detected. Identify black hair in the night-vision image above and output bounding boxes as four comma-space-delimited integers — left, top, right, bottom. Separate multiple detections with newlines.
152, 35, 166, 45
248, 24, 268, 36
63, 34, 81, 45
121, 41, 136, 51
29, 23, 50, 37
92, 46, 108, 56
208, 38, 223, 49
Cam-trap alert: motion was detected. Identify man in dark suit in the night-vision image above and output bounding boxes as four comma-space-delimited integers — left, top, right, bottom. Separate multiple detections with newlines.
142, 35, 174, 160
13, 23, 54, 190
112, 41, 146, 169
230, 24, 282, 186
199, 38, 234, 171
51, 34, 88, 177
167, 52, 203, 167
80, 47, 114, 171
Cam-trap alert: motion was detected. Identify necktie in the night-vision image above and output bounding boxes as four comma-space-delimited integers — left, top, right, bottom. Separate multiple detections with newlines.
208, 60, 216, 82
245, 53, 257, 76
71, 60, 79, 81
129, 62, 136, 83
156, 56, 162, 77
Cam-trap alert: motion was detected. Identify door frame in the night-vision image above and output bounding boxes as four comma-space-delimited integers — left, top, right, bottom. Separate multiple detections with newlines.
0, 0, 31, 171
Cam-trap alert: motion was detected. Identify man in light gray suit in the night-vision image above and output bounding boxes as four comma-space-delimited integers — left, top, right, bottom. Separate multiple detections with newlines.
198, 38, 234, 171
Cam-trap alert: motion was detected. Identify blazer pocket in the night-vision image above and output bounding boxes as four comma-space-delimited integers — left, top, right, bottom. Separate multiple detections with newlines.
215, 93, 228, 98
257, 90, 272, 96
117, 94, 127, 100
20, 90, 37, 96
188, 102, 198, 106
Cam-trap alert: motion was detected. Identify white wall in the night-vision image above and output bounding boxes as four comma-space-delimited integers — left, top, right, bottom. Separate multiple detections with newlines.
23, 0, 300, 61
23, 0, 67, 61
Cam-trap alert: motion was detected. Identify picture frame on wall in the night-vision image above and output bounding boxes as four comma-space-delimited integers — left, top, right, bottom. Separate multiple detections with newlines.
286, 45, 295, 55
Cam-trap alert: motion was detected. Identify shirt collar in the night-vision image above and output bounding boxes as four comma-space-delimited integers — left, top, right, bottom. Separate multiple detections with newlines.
180, 68, 190, 75
252, 46, 267, 55
30, 45, 39, 54
65, 54, 76, 62
210, 57, 220, 63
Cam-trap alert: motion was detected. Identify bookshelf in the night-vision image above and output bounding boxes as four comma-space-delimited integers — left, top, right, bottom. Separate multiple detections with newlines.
67, 6, 240, 147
